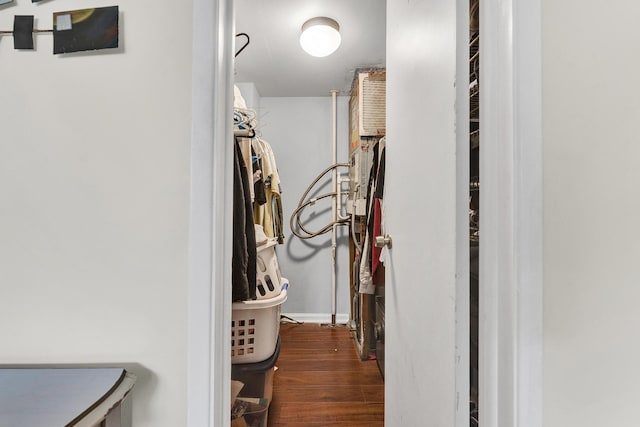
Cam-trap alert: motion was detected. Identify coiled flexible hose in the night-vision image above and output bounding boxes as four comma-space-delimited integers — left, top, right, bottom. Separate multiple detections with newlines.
289, 162, 350, 239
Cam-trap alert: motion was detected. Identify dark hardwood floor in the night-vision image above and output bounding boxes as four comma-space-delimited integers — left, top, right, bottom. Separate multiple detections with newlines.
268, 322, 384, 426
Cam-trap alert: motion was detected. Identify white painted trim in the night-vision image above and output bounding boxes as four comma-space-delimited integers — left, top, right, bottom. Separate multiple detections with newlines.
455, 1, 470, 427
188, 0, 234, 426
479, 2, 514, 424
480, 0, 543, 426
282, 313, 350, 324
512, 1, 543, 425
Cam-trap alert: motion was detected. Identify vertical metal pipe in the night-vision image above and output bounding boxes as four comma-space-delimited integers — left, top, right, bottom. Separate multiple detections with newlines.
331, 89, 338, 325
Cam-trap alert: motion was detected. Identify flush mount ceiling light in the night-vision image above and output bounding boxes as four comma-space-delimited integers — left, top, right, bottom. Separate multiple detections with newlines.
299, 17, 341, 57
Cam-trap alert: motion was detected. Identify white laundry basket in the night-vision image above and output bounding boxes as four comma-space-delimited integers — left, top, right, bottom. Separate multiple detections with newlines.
231, 283, 288, 364
255, 240, 282, 300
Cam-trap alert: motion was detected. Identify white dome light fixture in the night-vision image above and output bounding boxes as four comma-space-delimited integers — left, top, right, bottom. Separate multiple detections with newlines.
299, 17, 341, 57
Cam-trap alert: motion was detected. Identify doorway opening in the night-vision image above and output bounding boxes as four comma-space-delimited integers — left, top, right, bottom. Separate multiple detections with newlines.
231, 1, 386, 425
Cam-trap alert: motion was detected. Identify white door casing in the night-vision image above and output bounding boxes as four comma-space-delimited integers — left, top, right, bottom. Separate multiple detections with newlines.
188, 0, 234, 426
479, 0, 543, 426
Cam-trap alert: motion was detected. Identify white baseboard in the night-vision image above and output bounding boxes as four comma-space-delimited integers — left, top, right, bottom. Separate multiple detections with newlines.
281, 313, 350, 324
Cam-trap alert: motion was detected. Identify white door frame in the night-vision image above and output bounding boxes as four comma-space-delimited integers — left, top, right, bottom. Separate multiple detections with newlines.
480, 0, 543, 426
186, 0, 544, 425
188, 0, 234, 426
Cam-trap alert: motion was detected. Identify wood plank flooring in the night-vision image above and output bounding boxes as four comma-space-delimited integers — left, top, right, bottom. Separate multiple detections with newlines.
268, 323, 384, 426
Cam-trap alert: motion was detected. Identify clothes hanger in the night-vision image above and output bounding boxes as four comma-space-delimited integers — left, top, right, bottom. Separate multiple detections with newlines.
235, 33, 250, 58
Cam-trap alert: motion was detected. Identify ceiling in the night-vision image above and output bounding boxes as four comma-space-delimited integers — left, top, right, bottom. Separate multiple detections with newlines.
234, 0, 386, 97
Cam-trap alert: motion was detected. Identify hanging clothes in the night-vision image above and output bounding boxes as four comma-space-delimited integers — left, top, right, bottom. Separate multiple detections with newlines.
253, 139, 267, 227
232, 139, 257, 302
371, 147, 385, 276
359, 140, 380, 294
359, 140, 386, 293
253, 138, 285, 243
269, 156, 285, 244
253, 146, 267, 206
378, 145, 390, 269
237, 138, 255, 203
232, 85, 287, 303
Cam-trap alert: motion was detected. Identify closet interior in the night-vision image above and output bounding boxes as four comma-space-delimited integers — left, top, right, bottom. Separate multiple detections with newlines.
229, 1, 387, 423
229, 77, 387, 426
347, 69, 387, 371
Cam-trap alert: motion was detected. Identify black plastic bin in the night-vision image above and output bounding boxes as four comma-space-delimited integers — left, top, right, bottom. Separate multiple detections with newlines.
231, 337, 281, 427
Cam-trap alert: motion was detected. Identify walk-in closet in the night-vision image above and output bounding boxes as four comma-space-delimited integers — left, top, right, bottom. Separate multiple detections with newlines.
227, 0, 474, 426
230, 1, 386, 425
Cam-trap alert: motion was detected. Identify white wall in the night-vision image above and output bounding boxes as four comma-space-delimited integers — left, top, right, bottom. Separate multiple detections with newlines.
543, 2, 640, 425
0, 1, 192, 426
257, 96, 351, 320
